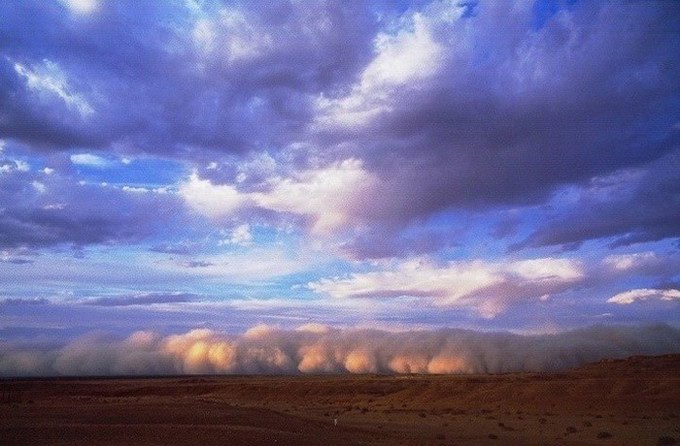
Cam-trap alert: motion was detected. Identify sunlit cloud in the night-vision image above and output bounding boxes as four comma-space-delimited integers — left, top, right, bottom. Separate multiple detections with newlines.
180, 159, 377, 233
309, 257, 584, 318
70, 153, 110, 168
60, 0, 99, 16
608, 288, 680, 305
14, 59, 94, 117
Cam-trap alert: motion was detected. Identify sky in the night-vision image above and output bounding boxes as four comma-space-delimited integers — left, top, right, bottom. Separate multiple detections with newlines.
1, 0, 680, 375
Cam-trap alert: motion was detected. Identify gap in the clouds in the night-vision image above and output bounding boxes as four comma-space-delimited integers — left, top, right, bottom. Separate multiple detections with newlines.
531, 0, 579, 31
70, 154, 187, 189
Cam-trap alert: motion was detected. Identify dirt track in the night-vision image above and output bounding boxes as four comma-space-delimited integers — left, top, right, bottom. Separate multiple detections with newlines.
2, 355, 679, 445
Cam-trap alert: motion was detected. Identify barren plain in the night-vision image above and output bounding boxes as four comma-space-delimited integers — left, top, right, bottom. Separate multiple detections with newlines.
1, 354, 679, 445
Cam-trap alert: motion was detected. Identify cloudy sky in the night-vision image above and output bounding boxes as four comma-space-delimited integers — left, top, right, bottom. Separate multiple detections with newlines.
1, 0, 679, 363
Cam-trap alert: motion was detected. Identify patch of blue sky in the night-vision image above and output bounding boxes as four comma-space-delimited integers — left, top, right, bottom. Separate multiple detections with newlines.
531, 0, 579, 31
70, 154, 188, 189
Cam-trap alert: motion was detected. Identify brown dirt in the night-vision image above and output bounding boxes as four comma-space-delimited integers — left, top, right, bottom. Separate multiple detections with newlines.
1, 354, 679, 445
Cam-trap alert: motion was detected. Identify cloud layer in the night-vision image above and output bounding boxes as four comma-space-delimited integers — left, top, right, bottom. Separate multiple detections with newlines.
0, 0, 678, 348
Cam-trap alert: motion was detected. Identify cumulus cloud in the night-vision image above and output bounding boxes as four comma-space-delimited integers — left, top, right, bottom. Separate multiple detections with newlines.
218, 223, 253, 246
310, 0, 680, 239
0, 0, 376, 152
309, 257, 584, 318
180, 159, 377, 233
60, 0, 99, 16
608, 289, 680, 305
69, 153, 110, 168
1, 324, 678, 377
1, 0, 677, 257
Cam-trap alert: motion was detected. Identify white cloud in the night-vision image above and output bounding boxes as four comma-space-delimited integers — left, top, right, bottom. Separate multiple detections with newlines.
179, 159, 376, 233
14, 60, 94, 117
192, 7, 273, 64
15, 160, 30, 172
179, 172, 246, 218
218, 223, 253, 246
121, 186, 170, 195
314, 3, 461, 128
70, 153, 109, 168
60, 0, 98, 15
0, 159, 30, 174
309, 257, 584, 318
602, 252, 680, 278
32, 181, 46, 193
363, 12, 445, 89
607, 288, 680, 305
252, 159, 375, 233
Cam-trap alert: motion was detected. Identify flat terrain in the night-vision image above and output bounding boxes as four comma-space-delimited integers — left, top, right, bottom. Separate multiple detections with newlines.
1, 355, 679, 445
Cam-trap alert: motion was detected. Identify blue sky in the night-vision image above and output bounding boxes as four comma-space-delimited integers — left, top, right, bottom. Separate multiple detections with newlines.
0, 1, 679, 373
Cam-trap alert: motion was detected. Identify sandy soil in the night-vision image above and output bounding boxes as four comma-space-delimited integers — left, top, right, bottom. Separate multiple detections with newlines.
1, 354, 679, 445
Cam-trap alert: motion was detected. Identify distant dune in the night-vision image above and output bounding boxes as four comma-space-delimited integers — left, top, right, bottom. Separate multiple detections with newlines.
2, 354, 679, 445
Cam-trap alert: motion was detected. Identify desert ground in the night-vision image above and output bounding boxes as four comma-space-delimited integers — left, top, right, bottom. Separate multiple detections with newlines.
1, 354, 679, 445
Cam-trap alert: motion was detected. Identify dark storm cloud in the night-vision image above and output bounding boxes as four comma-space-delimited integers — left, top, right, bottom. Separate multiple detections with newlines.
339, 227, 458, 260
516, 148, 680, 250
1, 0, 678, 257
313, 1, 680, 228
0, 167, 181, 249
0, 0, 377, 155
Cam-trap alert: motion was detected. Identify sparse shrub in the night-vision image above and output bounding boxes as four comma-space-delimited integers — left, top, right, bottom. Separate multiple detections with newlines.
657, 437, 677, 446
539, 418, 547, 424
419, 413, 427, 418
488, 433, 498, 440
436, 433, 446, 440
566, 426, 577, 433
597, 431, 612, 439
583, 421, 593, 427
